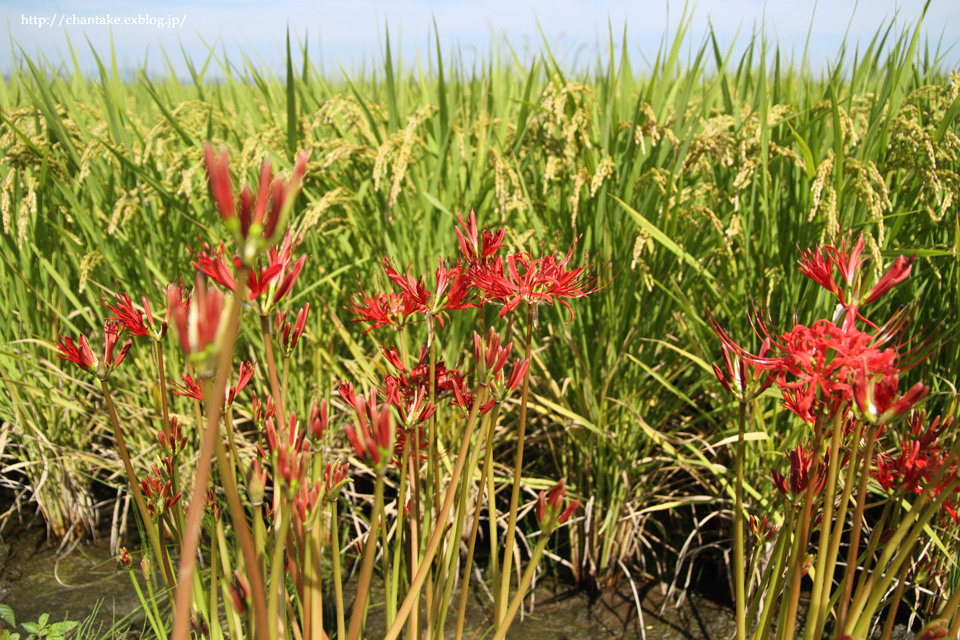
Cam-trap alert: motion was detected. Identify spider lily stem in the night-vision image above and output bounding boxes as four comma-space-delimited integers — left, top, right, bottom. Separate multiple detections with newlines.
498, 303, 534, 626
101, 379, 175, 590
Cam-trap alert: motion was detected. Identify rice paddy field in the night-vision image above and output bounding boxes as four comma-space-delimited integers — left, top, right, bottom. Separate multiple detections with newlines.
1, 10, 959, 640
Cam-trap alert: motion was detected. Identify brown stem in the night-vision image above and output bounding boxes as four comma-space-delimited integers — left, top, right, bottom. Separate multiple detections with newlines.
837, 422, 880, 629
101, 379, 175, 589
260, 314, 287, 427
171, 271, 269, 640
497, 303, 534, 624
383, 388, 487, 640
347, 472, 386, 640
780, 416, 824, 640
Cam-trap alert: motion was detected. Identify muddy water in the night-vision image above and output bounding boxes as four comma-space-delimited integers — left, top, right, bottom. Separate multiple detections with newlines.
0, 526, 736, 639
0, 526, 144, 634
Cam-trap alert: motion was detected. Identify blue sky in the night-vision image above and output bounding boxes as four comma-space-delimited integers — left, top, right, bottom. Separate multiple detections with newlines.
2, 1, 959, 77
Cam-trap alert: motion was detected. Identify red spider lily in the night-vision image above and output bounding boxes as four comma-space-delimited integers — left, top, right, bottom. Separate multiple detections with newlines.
863, 254, 914, 305
455, 208, 506, 269
204, 487, 221, 520
191, 241, 244, 293
797, 234, 915, 316
450, 377, 496, 415
707, 322, 776, 402
192, 232, 305, 313
712, 304, 906, 424
853, 372, 927, 424
384, 383, 437, 429
252, 392, 276, 428
264, 412, 309, 493
873, 412, 955, 496
227, 360, 254, 406
140, 464, 181, 519
309, 397, 327, 440
535, 479, 580, 531
344, 388, 395, 469
294, 480, 323, 526
472, 244, 608, 321
165, 278, 191, 318
377, 257, 477, 324
392, 424, 430, 465
336, 381, 361, 414
158, 417, 187, 456
345, 284, 417, 332
771, 445, 827, 499
100, 322, 133, 377
57, 321, 133, 380
797, 244, 840, 299
248, 458, 270, 507
382, 258, 431, 311
378, 345, 465, 403
434, 258, 477, 314
748, 515, 778, 542
228, 571, 251, 615
323, 459, 350, 498
203, 142, 309, 246
101, 291, 150, 337
473, 327, 511, 384
278, 304, 309, 353
56, 334, 98, 374
826, 233, 867, 289
168, 274, 227, 373
172, 374, 204, 401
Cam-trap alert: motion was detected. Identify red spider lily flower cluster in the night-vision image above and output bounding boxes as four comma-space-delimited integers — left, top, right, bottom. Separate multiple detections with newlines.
873, 412, 960, 522
158, 417, 188, 456
309, 397, 328, 441
710, 234, 926, 425
748, 515, 778, 542
263, 412, 309, 495
340, 385, 395, 472
171, 360, 253, 406
456, 211, 609, 321
346, 208, 608, 333
323, 459, 350, 499
711, 340, 775, 402
472, 327, 529, 401
191, 231, 306, 315
95, 321, 132, 380
168, 273, 229, 375
140, 464, 182, 519
101, 284, 191, 341
294, 480, 323, 527
380, 346, 464, 402
277, 304, 309, 354
536, 479, 580, 532
173, 374, 205, 401
56, 334, 97, 374
853, 373, 928, 426
771, 444, 828, 500
227, 361, 255, 406
796, 233, 914, 327
204, 143, 309, 258
56, 321, 133, 380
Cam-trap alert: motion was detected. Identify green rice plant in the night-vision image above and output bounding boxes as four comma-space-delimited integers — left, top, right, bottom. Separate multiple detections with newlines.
0, 9, 957, 623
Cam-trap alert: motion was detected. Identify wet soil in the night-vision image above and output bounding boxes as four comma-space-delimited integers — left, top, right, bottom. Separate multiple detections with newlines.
0, 524, 144, 634
0, 525, 738, 639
